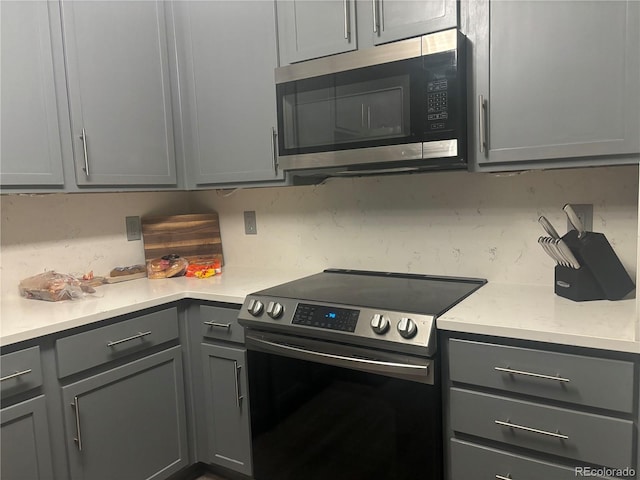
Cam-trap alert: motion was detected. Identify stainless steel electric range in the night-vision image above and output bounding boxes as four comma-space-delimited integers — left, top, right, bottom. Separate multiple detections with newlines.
238, 268, 486, 480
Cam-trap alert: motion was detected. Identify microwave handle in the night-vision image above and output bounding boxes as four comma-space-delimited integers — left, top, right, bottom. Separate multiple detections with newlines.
478, 95, 487, 154
271, 127, 279, 176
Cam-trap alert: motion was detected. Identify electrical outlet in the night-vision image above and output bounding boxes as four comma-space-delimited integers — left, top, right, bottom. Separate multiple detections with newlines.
125, 216, 141, 241
566, 204, 593, 233
244, 211, 257, 235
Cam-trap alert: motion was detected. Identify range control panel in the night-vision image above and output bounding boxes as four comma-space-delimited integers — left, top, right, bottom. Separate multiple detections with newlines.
238, 296, 437, 357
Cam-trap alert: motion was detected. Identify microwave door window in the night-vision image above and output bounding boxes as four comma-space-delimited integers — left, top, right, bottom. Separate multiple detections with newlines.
283, 87, 339, 150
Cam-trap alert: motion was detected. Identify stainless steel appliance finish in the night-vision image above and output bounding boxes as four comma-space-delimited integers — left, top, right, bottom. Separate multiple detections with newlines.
238, 268, 486, 358
240, 269, 485, 480
274, 29, 467, 180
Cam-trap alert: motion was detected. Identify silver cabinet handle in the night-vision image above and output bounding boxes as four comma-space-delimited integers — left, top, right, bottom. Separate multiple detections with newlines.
494, 366, 570, 383
204, 322, 231, 330
478, 95, 487, 154
271, 127, 279, 176
79, 127, 89, 177
343, 0, 350, 39
372, 0, 379, 33
495, 419, 569, 440
107, 331, 152, 347
71, 396, 83, 451
0, 369, 32, 382
234, 361, 244, 408
496, 475, 512, 480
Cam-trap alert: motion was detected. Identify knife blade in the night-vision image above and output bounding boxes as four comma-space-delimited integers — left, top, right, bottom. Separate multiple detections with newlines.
563, 204, 586, 239
538, 216, 560, 240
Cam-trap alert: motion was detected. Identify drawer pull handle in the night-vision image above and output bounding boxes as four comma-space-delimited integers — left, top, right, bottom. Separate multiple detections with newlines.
71, 396, 83, 451
0, 369, 32, 382
107, 331, 152, 347
495, 419, 569, 440
494, 366, 570, 383
204, 322, 232, 330
496, 475, 512, 480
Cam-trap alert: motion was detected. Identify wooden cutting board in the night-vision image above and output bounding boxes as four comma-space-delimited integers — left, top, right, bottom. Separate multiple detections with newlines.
141, 213, 224, 265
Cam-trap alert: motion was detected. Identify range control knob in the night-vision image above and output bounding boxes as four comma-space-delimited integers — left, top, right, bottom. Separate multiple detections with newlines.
397, 317, 417, 339
267, 302, 284, 319
247, 299, 264, 317
370, 314, 390, 334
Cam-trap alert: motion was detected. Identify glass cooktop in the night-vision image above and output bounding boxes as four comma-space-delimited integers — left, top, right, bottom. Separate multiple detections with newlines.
254, 268, 486, 317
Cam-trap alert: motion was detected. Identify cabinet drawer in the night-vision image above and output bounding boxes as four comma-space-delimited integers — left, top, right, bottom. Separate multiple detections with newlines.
448, 339, 634, 413
450, 439, 611, 480
56, 307, 179, 378
200, 305, 243, 344
450, 388, 634, 469
1, 347, 43, 397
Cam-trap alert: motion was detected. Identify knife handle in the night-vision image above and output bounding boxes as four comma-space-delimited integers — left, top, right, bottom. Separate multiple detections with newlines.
563, 204, 586, 239
538, 216, 560, 240
557, 239, 580, 269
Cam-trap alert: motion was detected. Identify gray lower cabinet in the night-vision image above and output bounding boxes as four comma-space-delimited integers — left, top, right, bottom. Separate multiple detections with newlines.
188, 303, 253, 476
464, 0, 640, 171
201, 343, 252, 476
60, 0, 177, 187
1, 395, 55, 480
0, 1, 70, 188
444, 335, 638, 479
60, 346, 189, 480
174, 1, 285, 187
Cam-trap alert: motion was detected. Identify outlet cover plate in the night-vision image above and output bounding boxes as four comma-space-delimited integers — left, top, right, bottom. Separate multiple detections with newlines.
126, 216, 141, 241
244, 211, 257, 235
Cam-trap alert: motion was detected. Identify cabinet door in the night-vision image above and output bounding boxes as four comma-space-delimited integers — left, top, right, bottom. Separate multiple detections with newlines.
1, 395, 54, 480
201, 343, 252, 476
61, 0, 177, 186
61, 347, 188, 480
373, 0, 457, 46
175, 1, 285, 186
0, 1, 68, 187
467, 0, 640, 168
277, 0, 357, 64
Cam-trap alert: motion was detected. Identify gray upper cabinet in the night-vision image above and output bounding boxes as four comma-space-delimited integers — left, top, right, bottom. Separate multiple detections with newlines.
465, 0, 640, 170
372, 0, 457, 46
60, 0, 177, 186
276, 0, 357, 64
0, 1, 70, 188
276, 0, 457, 65
174, 1, 285, 187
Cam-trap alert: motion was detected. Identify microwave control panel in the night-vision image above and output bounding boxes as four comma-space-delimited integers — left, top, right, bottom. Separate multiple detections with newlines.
426, 79, 449, 131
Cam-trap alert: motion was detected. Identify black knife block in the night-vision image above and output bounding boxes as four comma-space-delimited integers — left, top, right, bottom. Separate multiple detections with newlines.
554, 230, 635, 301
554, 265, 605, 301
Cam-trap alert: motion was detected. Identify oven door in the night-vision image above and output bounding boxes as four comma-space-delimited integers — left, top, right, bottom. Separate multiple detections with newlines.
245, 330, 442, 480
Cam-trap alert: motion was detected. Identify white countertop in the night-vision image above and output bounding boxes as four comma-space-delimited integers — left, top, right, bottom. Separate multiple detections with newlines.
2, 268, 639, 354
437, 282, 639, 354
0, 266, 316, 347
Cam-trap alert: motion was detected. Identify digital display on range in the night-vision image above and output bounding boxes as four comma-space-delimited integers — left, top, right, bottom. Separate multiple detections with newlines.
292, 303, 359, 332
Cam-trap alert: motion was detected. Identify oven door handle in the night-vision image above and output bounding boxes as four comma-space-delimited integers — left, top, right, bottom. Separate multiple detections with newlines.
246, 333, 433, 384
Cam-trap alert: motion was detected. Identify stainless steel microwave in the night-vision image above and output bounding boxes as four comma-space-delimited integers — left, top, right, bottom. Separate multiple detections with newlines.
275, 28, 467, 180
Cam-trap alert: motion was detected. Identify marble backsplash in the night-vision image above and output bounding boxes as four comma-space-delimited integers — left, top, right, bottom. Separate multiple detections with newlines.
1, 165, 638, 297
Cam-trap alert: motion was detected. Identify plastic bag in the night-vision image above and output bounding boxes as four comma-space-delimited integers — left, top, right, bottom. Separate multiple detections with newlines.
147, 254, 189, 279
19, 271, 96, 302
